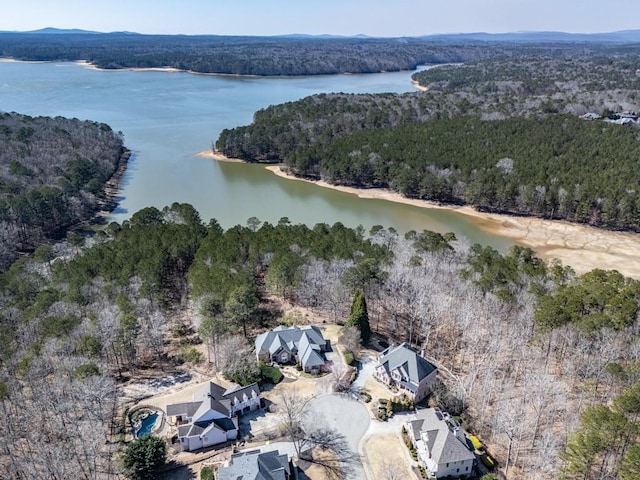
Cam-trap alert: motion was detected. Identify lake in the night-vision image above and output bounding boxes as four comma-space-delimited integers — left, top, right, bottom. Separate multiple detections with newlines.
0, 60, 512, 250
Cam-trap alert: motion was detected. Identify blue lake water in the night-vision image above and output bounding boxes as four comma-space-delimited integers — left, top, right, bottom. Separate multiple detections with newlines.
0, 60, 512, 250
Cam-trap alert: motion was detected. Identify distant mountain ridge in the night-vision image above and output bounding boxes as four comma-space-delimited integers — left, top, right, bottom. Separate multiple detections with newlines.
420, 30, 640, 43
3, 27, 640, 43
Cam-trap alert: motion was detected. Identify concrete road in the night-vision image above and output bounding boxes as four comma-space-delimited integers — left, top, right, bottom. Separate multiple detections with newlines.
306, 393, 370, 480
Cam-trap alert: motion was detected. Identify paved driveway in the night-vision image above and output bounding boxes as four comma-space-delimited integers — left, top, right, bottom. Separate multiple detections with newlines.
306, 393, 370, 480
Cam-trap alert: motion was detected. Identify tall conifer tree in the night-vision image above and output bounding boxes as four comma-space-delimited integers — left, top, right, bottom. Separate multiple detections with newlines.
346, 289, 371, 345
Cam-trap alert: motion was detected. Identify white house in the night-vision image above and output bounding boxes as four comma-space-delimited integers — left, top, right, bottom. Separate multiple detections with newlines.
407, 408, 475, 479
166, 381, 260, 451
374, 343, 437, 402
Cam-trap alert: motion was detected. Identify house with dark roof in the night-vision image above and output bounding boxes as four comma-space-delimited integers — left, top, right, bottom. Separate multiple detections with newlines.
374, 343, 437, 402
217, 448, 295, 480
407, 408, 475, 479
255, 325, 329, 373
166, 380, 260, 451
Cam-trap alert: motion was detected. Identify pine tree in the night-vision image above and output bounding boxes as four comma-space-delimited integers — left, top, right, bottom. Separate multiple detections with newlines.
346, 289, 371, 345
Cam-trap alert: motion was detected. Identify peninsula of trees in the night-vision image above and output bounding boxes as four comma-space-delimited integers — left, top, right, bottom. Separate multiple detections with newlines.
216, 50, 640, 231
0, 112, 126, 271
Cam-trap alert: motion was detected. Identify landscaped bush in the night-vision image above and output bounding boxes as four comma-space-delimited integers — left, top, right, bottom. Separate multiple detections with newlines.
469, 434, 483, 451
419, 465, 427, 478
260, 363, 284, 384
130, 409, 150, 422
481, 474, 498, 480
344, 350, 355, 366
200, 465, 215, 480
377, 408, 388, 421
480, 453, 495, 468
360, 391, 372, 403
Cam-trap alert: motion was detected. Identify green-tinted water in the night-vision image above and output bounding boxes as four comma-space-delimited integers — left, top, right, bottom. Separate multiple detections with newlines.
0, 61, 512, 250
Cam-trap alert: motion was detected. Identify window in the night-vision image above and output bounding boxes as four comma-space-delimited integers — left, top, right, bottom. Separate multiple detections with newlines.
457, 468, 459, 473
446, 463, 449, 467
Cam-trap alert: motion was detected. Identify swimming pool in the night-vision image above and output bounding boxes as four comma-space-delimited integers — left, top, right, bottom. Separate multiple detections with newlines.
135, 412, 159, 438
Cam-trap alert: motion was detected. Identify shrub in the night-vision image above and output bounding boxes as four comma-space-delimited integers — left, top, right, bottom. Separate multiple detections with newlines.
419, 466, 427, 478
480, 453, 495, 468
200, 466, 215, 480
360, 391, 372, 403
469, 434, 483, 451
131, 409, 150, 422
260, 363, 284, 384
73, 362, 101, 379
377, 408, 388, 421
181, 347, 202, 364
344, 351, 355, 366
481, 474, 499, 480
295, 363, 303, 371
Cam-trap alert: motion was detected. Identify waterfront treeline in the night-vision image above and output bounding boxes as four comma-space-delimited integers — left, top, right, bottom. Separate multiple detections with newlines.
0, 112, 125, 270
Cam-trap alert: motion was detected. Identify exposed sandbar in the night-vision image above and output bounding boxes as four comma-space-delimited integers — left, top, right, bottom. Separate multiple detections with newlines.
262, 165, 640, 278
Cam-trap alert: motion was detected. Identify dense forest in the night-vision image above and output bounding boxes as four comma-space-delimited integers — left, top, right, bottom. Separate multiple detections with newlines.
283, 116, 640, 230
0, 112, 126, 271
412, 54, 640, 94
216, 51, 640, 231
2, 203, 640, 479
0, 32, 481, 75
0, 32, 633, 76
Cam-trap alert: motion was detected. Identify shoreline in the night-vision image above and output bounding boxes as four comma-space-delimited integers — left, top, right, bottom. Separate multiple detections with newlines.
197, 149, 640, 277
195, 150, 245, 163
209, 158, 640, 278
263, 165, 640, 277
1, 57, 434, 81
411, 80, 428, 92
94, 149, 131, 220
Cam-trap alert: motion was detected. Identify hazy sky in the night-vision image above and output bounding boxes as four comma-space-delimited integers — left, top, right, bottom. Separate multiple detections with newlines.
2, 0, 639, 36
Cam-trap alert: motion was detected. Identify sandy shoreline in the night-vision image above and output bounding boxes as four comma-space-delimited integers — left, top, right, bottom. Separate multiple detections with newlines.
195, 150, 245, 162
411, 80, 428, 92
256, 163, 640, 278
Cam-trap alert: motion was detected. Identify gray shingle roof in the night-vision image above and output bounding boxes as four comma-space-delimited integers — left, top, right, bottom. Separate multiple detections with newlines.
378, 343, 437, 385
255, 325, 327, 371
166, 401, 200, 417
411, 408, 475, 466
217, 449, 290, 480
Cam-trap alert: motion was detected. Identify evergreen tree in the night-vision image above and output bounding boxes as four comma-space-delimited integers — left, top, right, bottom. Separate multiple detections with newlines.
346, 289, 371, 345
123, 436, 167, 480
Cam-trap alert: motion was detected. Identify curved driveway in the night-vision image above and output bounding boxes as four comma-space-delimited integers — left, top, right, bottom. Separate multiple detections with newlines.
306, 393, 370, 480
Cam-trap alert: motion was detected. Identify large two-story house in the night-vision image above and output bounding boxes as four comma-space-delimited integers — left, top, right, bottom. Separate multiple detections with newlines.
374, 343, 437, 402
217, 448, 295, 480
166, 380, 260, 451
255, 325, 330, 373
406, 408, 475, 479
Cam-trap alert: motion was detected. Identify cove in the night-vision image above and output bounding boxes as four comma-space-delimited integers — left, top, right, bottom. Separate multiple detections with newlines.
0, 60, 512, 251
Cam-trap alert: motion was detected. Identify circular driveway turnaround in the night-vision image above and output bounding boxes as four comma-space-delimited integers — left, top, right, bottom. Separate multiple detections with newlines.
306, 393, 370, 479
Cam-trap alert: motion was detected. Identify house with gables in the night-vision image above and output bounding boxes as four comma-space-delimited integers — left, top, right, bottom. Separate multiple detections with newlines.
374, 343, 437, 402
255, 325, 330, 373
166, 380, 260, 452
217, 448, 295, 480
406, 408, 475, 479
